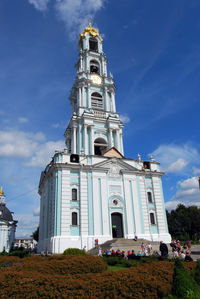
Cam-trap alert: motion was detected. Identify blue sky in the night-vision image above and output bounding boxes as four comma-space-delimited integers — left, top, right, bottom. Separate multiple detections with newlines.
0, 0, 199, 237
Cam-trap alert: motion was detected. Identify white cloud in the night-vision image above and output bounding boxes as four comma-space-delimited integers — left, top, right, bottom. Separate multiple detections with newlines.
192, 167, 200, 175
33, 207, 40, 216
0, 129, 65, 167
167, 158, 188, 173
28, 0, 106, 38
166, 176, 200, 210
28, 0, 50, 11
0, 130, 44, 158
26, 140, 65, 167
120, 114, 130, 124
52, 122, 66, 129
15, 213, 39, 238
150, 143, 200, 174
18, 117, 29, 123
165, 200, 181, 211
55, 0, 105, 38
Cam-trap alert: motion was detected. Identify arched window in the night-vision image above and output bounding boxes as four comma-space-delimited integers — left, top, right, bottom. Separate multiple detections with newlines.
72, 189, 77, 201
150, 213, 155, 225
91, 92, 103, 109
72, 212, 78, 225
147, 192, 153, 203
94, 138, 107, 155
90, 60, 100, 74
89, 38, 98, 52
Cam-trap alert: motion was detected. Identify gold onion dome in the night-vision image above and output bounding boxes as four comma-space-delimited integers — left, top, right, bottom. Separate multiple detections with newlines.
0, 186, 4, 195
79, 19, 102, 42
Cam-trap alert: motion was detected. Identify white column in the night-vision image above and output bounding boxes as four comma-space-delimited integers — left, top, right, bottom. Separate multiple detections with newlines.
109, 128, 113, 148
102, 57, 105, 76
81, 86, 84, 107
90, 126, 94, 155
78, 124, 82, 154
86, 52, 89, 72
111, 91, 116, 113
115, 130, 120, 151
72, 126, 77, 154
80, 54, 83, 71
120, 132, 124, 155
78, 87, 81, 107
104, 59, 107, 77
88, 84, 91, 108
104, 87, 108, 111
83, 124, 88, 155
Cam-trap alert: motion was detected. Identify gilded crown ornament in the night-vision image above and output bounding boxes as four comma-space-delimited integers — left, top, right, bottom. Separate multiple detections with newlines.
79, 19, 102, 42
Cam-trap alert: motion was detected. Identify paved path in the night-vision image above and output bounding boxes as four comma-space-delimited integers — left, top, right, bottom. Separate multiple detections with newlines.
191, 245, 200, 261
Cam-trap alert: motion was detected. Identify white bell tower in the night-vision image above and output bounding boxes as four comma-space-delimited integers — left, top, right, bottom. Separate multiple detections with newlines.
64, 21, 124, 156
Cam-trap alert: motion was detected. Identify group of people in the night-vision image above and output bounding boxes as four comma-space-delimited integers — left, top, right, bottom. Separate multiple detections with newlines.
170, 239, 193, 261
99, 242, 154, 259
98, 239, 193, 261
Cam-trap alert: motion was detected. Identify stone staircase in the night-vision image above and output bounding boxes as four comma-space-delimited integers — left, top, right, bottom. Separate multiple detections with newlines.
88, 238, 162, 256
88, 239, 200, 261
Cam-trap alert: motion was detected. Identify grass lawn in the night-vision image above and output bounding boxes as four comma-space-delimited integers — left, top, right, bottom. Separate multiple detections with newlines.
107, 264, 129, 271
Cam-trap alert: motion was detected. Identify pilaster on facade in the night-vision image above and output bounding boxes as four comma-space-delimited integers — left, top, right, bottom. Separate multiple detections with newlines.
90, 125, 94, 155
80, 171, 89, 235
138, 177, 151, 235
122, 175, 135, 236
152, 176, 168, 234
61, 170, 71, 235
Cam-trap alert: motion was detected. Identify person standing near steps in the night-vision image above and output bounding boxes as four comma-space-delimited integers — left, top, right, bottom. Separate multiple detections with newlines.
159, 241, 168, 257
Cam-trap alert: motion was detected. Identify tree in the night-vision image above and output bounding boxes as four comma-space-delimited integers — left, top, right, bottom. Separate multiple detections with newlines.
167, 204, 200, 240
31, 226, 39, 242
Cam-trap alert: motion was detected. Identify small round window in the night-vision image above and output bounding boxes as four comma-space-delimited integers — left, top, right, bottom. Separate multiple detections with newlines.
113, 199, 118, 206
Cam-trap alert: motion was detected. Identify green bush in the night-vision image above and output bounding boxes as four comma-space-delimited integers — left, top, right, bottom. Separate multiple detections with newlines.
102, 256, 123, 266
172, 259, 200, 299
9, 249, 31, 258
63, 248, 86, 256
194, 260, 200, 285
0, 249, 31, 258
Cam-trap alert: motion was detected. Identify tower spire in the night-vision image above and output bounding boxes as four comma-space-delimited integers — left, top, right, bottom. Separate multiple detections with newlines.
89, 17, 92, 27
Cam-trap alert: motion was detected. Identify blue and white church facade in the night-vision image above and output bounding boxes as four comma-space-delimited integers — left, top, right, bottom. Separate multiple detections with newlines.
0, 187, 18, 252
38, 23, 171, 253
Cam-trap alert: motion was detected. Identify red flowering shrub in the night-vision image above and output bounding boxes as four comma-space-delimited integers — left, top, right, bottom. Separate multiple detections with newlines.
0, 258, 176, 298
0, 255, 106, 275
0, 256, 20, 266
0, 256, 21, 269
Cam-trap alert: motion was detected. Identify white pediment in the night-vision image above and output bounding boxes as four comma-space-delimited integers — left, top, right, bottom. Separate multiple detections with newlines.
92, 157, 139, 174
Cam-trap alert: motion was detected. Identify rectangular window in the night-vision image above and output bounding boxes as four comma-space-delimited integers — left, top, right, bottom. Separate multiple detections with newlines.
147, 192, 153, 203
72, 189, 77, 201
72, 212, 78, 226
150, 213, 155, 225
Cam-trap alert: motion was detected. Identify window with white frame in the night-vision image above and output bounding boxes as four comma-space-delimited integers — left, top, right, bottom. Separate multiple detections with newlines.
150, 212, 155, 225
147, 191, 153, 203
89, 38, 98, 52
91, 92, 103, 109
72, 212, 78, 226
72, 188, 77, 201
90, 60, 100, 74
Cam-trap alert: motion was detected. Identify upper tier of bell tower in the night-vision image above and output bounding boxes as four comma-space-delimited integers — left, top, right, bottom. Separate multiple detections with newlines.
64, 22, 124, 156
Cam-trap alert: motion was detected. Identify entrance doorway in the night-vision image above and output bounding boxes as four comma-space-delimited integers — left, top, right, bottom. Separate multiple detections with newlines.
111, 213, 124, 238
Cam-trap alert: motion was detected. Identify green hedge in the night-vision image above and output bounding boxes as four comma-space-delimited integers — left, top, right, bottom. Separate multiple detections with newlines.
63, 248, 86, 256
172, 259, 200, 299
0, 249, 31, 258
194, 260, 200, 285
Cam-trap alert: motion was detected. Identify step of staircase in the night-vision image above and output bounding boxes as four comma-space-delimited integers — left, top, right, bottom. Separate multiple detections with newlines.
88, 238, 163, 256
